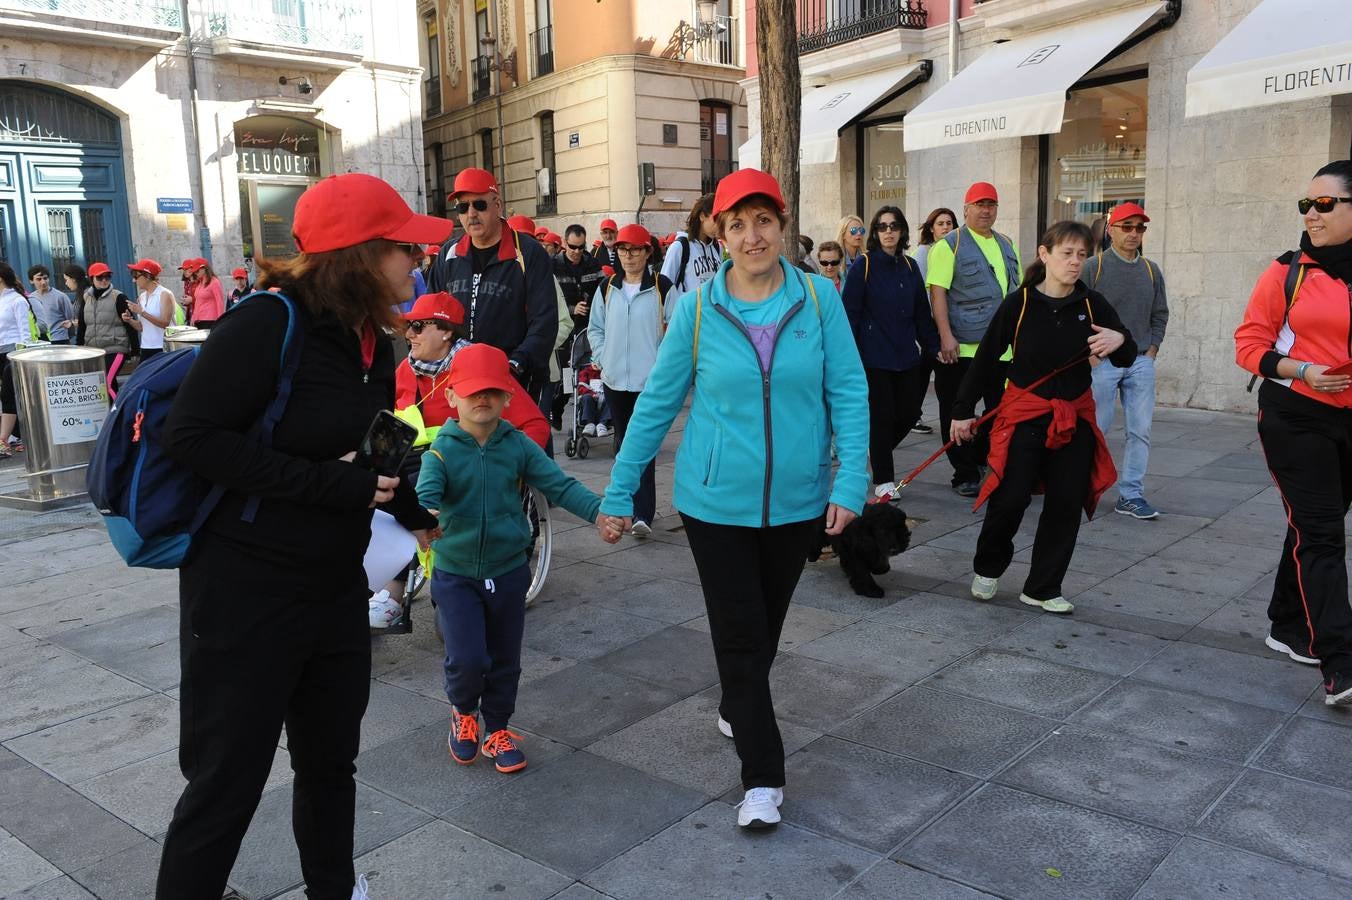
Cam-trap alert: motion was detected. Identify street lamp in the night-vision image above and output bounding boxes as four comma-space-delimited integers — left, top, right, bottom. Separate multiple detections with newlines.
673, 0, 723, 59
479, 30, 516, 190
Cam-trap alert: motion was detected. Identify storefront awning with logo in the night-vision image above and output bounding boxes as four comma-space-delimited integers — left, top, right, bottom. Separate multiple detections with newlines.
738, 61, 929, 168
902, 3, 1165, 152
1185, 0, 1352, 118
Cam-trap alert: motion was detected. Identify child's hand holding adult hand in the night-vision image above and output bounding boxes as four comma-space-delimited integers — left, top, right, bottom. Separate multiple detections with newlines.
597, 515, 628, 544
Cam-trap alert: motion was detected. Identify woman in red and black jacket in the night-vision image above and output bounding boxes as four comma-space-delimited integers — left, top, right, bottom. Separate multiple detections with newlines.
951, 220, 1134, 616
1235, 159, 1352, 707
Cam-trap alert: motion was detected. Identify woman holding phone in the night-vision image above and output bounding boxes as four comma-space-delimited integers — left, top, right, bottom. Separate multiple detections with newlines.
159, 173, 449, 899
1235, 159, 1352, 706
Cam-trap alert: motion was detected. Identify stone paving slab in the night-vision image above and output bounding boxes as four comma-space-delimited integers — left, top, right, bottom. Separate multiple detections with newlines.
0, 825, 65, 897
840, 860, 998, 898
1132, 836, 1352, 899
46, 605, 180, 691
990, 615, 1170, 675
922, 649, 1118, 718
7, 874, 98, 899
5, 694, 179, 783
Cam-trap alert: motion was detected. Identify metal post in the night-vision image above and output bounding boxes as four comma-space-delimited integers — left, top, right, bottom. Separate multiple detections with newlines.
488, 3, 507, 191
949, 0, 960, 80
0, 345, 108, 510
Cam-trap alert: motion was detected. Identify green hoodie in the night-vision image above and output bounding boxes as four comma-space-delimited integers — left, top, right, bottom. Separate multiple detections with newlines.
418, 419, 601, 580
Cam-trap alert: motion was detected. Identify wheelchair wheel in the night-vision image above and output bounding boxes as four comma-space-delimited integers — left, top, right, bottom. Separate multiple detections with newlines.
521, 485, 553, 606
565, 436, 577, 458
577, 436, 590, 459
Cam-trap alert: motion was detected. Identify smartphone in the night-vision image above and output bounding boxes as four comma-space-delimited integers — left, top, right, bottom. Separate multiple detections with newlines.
1323, 360, 1352, 377
353, 410, 419, 478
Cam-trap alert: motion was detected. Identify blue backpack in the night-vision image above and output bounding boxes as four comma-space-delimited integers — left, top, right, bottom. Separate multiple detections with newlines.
87, 291, 303, 568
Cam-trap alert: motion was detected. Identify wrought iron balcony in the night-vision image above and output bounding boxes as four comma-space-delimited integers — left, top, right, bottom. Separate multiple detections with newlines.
702, 158, 735, 195
531, 25, 554, 77
0, 0, 182, 46
471, 55, 492, 102
693, 14, 739, 67
204, 0, 366, 55
798, 0, 927, 53
1, 0, 181, 26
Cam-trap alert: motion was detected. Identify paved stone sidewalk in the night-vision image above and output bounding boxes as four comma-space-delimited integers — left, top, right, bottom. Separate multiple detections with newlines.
3, 400, 1352, 899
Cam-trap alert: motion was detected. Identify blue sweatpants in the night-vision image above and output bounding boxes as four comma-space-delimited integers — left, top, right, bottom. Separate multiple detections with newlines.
432, 564, 530, 732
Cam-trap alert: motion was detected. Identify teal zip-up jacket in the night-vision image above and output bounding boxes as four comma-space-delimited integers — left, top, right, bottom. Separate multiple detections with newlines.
600, 257, 870, 527
418, 419, 601, 579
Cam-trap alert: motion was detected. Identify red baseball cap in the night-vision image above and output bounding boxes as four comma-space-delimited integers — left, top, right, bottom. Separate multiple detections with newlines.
127, 258, 162, 277
544, 231, 562, 246
402, 291, 465, 324
231, 267, 249, 279
507, 214, 537, 235
1108, 202, 1150, 226
712, 168, 786, 216
451, 167, 499, 198
87, 262, 112, 277
292, 173, 453, 253
599, 218, 618, 231
186, 258, 209, 272
448, 343, 517, 397
964, 182, 999, 204
178, 259, 195, 271
615, 224, 651, 247
601, 265, 615, 277
534, 227, 548, 238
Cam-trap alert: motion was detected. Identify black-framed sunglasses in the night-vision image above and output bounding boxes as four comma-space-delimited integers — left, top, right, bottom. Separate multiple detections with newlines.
92, 274, 112, 281
455, 199, 491, 214
1113, 223, 1148, 233
406, 320, 439, 334
565, 243, 586, 252
130, 270, 149, 279
876, 221, 903, 233
818, 258, 842, 267
1298, 196, 1352, 215
392, 242, 420, 256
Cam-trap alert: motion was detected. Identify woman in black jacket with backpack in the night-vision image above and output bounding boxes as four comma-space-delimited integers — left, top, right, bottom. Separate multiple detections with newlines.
841, 206, 940, 501
157, 174, 448, 900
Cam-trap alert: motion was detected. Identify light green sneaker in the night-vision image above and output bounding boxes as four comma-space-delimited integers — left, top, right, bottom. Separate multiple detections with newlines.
1020, 593, 1074, 615
971, 574, 998, 600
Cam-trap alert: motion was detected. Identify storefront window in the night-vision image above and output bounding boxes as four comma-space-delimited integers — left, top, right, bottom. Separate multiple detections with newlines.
860, 120, 905, 218
1046, 76, 1148, 229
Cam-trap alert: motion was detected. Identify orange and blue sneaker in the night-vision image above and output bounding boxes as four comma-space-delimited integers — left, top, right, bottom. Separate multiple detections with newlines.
481, 729, 527, 773
448, 707, 480, 764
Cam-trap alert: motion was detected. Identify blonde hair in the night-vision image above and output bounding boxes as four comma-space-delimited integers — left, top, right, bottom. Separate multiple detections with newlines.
836, 215, 865, 250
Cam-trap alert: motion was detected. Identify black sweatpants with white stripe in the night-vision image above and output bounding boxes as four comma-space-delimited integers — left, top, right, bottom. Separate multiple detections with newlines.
1257, 380, 1352, 678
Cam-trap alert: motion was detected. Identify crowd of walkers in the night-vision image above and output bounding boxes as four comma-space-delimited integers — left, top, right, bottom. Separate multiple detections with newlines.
7, 154, 1349, 898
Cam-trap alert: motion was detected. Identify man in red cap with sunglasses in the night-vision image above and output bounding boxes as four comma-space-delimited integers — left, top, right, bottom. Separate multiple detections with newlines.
1087, 201, 1169, 520
428, 167, 557, 405
594, 218, 620, 270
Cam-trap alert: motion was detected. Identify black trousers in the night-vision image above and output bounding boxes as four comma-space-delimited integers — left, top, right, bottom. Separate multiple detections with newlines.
681, 513, 820, 790
607, 388, 655, 525
973, 416, 1094, 601
935, 356, 1008, 485
1258, 387, 1352, 677
157, 545, 371, 900
911, 356, 933, 421
865, 366, 925, 484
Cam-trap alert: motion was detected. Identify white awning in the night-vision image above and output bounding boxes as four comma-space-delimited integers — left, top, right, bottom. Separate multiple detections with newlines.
738, 62, 928, 168
903, 3, 1165, 152
1186, 0, 1352, 117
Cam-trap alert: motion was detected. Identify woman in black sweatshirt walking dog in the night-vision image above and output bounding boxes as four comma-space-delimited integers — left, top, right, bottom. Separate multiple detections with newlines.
951, 220, 1135, 615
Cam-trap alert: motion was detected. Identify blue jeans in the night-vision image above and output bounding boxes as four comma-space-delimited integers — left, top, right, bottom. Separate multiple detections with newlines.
1092, 354, 1155, 501
432, 564, 530, 733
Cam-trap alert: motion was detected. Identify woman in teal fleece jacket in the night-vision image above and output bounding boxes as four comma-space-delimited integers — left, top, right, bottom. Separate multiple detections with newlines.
598, 169, 870, 830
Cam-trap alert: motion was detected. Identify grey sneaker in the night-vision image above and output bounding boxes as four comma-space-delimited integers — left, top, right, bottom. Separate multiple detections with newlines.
1114, 497, 1159, 519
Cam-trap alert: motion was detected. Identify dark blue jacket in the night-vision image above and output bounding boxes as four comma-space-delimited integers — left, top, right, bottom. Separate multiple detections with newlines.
841, 248, 939, 372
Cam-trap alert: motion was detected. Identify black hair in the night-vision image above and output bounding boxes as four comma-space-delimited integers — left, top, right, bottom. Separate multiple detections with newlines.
1021, 220, 1094, 289
27, 264, 51, 280
564, 223, 587, 242
919, 208, 958, 246
1314, 159, 1352, 194
0, 261, 20, 290
866, 206, 909, 253
62, 264, 90, 297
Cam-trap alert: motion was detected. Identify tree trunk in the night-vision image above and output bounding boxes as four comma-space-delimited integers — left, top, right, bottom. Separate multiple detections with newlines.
755, 0, 801, 264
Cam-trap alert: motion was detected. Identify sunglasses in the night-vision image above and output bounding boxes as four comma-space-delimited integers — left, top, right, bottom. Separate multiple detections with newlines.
818, 258, 841, 267
1113, 223, 1148, 233
1298, 196, 1352, 215
392, 242, 421, 256
406, 320, 441, 334
876, 222, 903, 233
455, 199, 491, 214
130, 271, 149, 279
565, 243, 586, 251
92, 274, 111, 280
848, 226, 866, 236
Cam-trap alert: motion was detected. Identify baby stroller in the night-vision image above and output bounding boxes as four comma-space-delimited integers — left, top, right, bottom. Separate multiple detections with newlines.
564, 330, 613, 459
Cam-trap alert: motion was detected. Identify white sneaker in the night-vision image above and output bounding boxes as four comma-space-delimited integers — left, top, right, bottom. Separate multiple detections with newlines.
352, 873, 370, 900
631, 520, 652, 537
873, 481, 900, 501
736, 787, 783, 829
368, 591, 403, 629
582, 423, 597, 437
595, 424, 611, 437
717, 715, 733, 738
1265, 634, 1319, 666
1020, 593, 1074, 615
971, 575, 998, 601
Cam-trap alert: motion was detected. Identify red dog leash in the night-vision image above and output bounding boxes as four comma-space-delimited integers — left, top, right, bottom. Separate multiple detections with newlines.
897, 348, 1093, 489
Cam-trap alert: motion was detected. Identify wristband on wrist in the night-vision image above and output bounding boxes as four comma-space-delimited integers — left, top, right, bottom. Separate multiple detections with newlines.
1295, 361, 1313, 383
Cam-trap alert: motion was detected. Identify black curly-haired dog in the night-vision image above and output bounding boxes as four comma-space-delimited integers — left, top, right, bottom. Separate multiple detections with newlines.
808, 502, 912, 598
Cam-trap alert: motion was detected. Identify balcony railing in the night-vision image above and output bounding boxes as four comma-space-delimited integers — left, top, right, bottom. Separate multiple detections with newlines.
531, 24, 553, 77
0, 0, 181, 30
205, 0, 366, 55
797, 0, 927, 53
702, 158, 734, 195
471, 55, 492, 102
693, 14, 739, 67
425, 77, 441, 116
